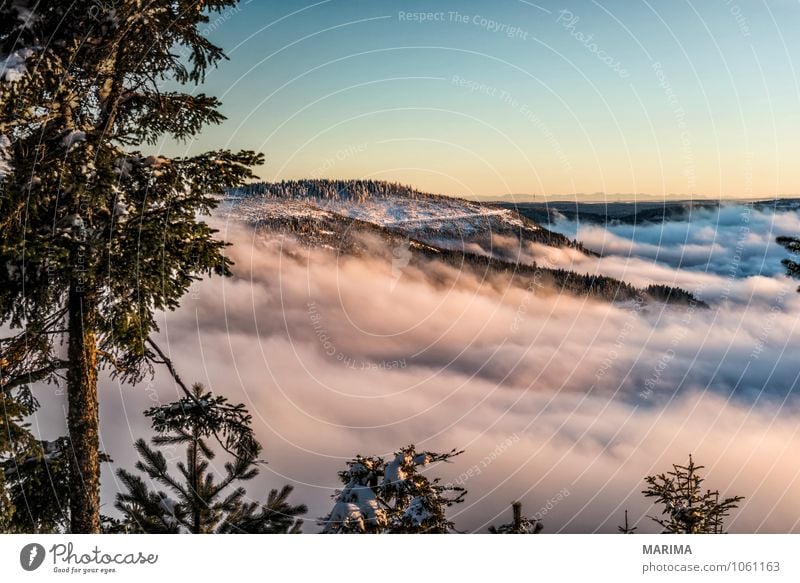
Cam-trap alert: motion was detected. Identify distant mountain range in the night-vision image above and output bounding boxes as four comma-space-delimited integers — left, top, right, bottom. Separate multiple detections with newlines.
494, 198, 800, 229
477, 193, 800, 203
222, 180, 705, 307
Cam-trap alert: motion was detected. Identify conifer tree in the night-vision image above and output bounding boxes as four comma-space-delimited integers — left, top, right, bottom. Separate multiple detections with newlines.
322, 445, 465, 534
642, 455, 743, 534
777, 236, 800, 290
489, 501, 543, 534
0, 1, 262, 532
114, 384, 306, 534
617, 509, 638, 534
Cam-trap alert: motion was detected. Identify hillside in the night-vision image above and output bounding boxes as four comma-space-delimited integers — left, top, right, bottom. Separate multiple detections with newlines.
228, 180, 589, 254
222, 180, 704, 307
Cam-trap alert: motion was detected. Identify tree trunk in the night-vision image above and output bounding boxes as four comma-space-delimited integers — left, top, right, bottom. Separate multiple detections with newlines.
512, 501, 522, 531
66, 281, 101, 534
191, 429, 201, 534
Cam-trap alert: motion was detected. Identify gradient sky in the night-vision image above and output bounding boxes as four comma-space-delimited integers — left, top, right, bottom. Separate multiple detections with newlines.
159, 0, 800, 199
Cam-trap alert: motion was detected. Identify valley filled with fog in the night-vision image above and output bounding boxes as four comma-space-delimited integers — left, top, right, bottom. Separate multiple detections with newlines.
32, 200, 798, 533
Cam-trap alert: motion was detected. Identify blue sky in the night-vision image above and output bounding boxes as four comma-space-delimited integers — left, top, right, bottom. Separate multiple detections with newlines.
160, 0, 800, 198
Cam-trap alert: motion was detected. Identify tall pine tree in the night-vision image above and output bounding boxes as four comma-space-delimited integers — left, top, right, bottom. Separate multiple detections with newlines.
0, 1, 262, 532
114, 384, 306, 534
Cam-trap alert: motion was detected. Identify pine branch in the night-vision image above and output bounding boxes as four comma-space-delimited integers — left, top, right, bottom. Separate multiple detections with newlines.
144, 337, 195, 401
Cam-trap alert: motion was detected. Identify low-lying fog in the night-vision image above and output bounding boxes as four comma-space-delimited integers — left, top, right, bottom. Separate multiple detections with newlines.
32, 203, 800, 532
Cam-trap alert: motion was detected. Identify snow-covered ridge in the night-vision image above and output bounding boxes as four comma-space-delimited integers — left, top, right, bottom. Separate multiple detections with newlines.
224, 179, 530, 236
219, 180, 701, 307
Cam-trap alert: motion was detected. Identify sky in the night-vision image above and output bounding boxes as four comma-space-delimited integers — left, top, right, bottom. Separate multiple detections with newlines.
157, 0, 800, 199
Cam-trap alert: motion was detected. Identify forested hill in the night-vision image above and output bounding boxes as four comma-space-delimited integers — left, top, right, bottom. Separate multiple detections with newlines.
228, 179, 590, 253
222, 180, 706, 308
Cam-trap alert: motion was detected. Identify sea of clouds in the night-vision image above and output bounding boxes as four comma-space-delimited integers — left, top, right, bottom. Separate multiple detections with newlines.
31, 202, 800, 533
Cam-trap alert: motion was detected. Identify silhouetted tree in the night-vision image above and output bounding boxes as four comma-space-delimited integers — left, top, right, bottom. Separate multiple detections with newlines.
617, 509, 638, 534
114, 384, 305, 534
489, 501, 543, 534
643, 455, 743, 533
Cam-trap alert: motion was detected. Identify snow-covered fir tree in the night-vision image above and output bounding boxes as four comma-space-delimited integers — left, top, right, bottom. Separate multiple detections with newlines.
113, 384, 305, 534
321, 445, 466, 534
643, 455, 743, 534
0, 1, 262, 532
489, 501, 543, 534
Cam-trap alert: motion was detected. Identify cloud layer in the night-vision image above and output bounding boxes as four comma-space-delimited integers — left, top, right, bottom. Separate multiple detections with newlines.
30, 204, 799, 532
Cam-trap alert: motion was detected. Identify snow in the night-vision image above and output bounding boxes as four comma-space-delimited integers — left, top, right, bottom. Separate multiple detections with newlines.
5, 261, 20, 282
63, 214, 84, 228
0, 134, 11, 180
14, 5, 37, 29
223, 181, 538, 245
62, 130, 86, 148
115, 158, 133, 177
143, 155, 170, 168
1, 48, 35, 82
346, 485, 384, 526
113, 189, 130, 218
222, 197, 338, 226
404, 497, 432, 525
326, 501, 365, 532
383, 453, 408, 487
114, 199, 129, 218
412, 453, 430, 466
